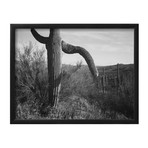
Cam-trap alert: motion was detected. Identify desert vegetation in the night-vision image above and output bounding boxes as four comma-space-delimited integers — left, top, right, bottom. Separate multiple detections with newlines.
15, 43, 135, 120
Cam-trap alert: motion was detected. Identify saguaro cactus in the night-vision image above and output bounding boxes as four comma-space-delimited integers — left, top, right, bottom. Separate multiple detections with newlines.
31, 28, 99, 107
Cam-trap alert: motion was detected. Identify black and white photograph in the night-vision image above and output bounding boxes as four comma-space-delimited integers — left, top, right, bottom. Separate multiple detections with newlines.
2, 0, 147, 147
10, 24, 138, 124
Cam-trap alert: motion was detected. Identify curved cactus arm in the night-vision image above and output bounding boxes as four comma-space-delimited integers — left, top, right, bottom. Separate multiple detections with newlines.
31, 28, 49, 44
62, 40, 99, 81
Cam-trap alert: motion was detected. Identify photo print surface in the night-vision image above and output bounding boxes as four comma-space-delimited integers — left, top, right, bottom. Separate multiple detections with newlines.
11, 24, 138, 123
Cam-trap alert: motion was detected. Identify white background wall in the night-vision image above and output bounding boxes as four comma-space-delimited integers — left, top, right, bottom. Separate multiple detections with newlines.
0, 0, 147, 148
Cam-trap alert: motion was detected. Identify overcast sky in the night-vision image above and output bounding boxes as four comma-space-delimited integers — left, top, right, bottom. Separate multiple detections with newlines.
16, 28, 134, 66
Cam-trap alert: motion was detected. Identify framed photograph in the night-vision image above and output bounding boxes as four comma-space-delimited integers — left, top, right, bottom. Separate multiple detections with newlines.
10, 24, 138, 124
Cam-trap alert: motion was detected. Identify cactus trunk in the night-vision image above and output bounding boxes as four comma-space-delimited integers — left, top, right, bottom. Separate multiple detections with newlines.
31, 28, 62, 107
47, 29, 62, 107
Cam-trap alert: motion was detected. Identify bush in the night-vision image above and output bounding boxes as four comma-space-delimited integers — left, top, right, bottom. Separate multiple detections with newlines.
16, 42, 48, 119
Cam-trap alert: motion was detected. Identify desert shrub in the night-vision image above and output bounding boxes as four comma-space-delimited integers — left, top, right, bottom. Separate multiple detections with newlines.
94, 80, 134, 119
60, 66, 98, 102
15, 42, 48, 119
43, 95, 103, 120
118, 70, 134, 118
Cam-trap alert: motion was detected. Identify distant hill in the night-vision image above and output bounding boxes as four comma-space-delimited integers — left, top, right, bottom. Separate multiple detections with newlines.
62, 63, 134, 76
97, 64, 134, 75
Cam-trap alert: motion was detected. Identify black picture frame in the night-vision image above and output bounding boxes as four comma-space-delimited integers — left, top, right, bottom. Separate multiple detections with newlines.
10, 24, 139, 124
